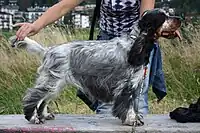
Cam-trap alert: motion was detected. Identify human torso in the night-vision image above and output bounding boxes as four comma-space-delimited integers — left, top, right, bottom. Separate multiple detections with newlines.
99, 0, 141, 36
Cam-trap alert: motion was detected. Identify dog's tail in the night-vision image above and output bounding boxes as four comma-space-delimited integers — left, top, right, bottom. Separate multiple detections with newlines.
9, 36, 46, 56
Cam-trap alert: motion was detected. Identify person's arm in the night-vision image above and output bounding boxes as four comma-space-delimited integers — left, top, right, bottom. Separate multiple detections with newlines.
33, 0, 83, 30
140, 0, 155, 17
15, 0, 84, 40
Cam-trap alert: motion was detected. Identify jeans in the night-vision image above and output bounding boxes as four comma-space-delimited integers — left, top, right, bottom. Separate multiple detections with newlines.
77, 30, 167, 115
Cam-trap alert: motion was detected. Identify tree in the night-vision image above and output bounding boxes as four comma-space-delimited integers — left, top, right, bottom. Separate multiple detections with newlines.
170, 0, 200, 14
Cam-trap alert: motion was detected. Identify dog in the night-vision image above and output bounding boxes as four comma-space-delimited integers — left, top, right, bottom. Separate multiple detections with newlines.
9, 9, 181, 126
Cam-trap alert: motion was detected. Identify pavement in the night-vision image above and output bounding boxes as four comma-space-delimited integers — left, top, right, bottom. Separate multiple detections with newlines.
0, 114, 199, 133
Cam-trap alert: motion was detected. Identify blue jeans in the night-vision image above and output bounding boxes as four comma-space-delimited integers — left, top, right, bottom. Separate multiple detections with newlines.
77, 30, 167, 115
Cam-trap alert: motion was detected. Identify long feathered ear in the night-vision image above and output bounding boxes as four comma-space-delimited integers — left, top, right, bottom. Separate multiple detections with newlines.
128, 9, 166, 67
127, 31, 147, 67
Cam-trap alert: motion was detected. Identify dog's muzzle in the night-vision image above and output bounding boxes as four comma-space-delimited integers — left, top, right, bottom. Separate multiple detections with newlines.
157, 16, 182, 39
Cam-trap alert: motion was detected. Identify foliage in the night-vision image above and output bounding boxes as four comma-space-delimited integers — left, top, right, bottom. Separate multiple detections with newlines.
170, 0, 200, 14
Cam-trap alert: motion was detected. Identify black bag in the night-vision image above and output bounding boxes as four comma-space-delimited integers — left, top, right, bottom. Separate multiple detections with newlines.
169, 97, 200, 123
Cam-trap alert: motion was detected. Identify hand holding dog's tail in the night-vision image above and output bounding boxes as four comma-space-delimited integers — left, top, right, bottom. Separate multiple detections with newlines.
9, 35, 46, 56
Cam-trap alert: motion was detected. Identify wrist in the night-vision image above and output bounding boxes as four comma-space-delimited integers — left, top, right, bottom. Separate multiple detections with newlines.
32, 21, 45, 32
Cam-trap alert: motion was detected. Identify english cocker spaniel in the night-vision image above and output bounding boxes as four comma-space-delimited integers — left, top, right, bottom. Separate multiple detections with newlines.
10, 9, 181, 126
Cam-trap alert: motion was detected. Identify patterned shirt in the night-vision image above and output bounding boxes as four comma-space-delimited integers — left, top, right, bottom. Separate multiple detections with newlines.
99, 0, 141, 36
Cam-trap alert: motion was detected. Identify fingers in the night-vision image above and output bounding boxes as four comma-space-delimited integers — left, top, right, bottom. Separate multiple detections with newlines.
16, 24, 29, 40
12, 23, 25, 27
14, 23, 36, 40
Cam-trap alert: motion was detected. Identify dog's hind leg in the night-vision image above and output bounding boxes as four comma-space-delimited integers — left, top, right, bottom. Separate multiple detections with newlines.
23, 67, 67, 124
112, 67, 144, 126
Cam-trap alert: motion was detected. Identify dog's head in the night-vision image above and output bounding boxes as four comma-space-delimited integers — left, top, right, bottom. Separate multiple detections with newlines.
139, 8, 181, 38
128, 9, 181, 67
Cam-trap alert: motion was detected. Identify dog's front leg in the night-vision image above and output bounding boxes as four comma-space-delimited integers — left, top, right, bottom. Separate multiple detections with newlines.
112, 67, 144, 126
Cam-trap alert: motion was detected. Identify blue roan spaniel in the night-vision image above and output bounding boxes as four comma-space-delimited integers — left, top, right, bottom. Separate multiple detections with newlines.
10, 9, 181, 126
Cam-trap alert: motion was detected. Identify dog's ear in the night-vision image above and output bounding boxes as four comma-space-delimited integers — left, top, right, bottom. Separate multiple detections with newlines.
139, 9, 166, 32
128, 32, 147, 67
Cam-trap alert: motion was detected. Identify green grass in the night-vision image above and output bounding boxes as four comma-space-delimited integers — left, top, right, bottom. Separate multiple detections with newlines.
0, 24, 199, 115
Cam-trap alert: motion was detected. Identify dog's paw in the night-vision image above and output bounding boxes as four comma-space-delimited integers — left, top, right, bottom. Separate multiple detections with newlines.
44, 113, 55, 120
29, 114, 46, 124
122, 110, 144, 126
132, 118, 144, 126
122, 107, 136, 126
123, 117, 144, 126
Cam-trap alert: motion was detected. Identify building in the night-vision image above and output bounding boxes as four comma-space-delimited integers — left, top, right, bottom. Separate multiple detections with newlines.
0, 0, 18, 30
14, 11, 25, 23
0, 0, 95, 30
73, 13, 90, 28
0, 0, 19, 14
26, 4, 47, 23
71, 4, 95, 28
26, 4, 63, 24
0, 11, 13, 30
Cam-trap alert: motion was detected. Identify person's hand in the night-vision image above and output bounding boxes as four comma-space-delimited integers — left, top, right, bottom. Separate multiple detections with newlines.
13, 23, 40, 40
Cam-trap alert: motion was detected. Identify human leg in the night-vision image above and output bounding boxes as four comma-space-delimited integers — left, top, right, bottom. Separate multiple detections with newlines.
137, 48, 155, 116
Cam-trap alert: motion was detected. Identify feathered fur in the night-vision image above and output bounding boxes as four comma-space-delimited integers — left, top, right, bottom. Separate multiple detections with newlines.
9, 9, 181, 126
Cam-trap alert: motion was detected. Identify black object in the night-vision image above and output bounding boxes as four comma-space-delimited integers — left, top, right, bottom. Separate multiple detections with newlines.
169, 97, 200, 123
89, 0, 102, 40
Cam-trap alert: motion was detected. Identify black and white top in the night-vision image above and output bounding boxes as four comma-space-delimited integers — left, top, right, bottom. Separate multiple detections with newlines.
99, 0, 141, 36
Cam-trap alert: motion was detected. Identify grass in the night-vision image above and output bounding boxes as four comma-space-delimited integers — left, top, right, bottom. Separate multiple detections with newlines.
0, 24, 199, 115
149, 23, 200, 113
